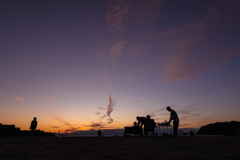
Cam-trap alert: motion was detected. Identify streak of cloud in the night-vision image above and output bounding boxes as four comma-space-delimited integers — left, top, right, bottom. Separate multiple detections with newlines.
67, 127, 80, 133
45, 110, 80, 131
50, 126, 60, 128
16, 96, 24, 102
159, 78, 195, 103
107, 0, 132, 70
140, 111, 148, 117
36, 95, 57, 101
149, 108, 166, 118
106, 93, 115, 123
98, 114, 107, 121
157, 1, 240, 82
127, 71, 145, 82
96, 106, 107, 110
95, 111, 101, 115
44, 110, 57, 115
86, 122, 104, 129
222, 77, 240, 86
134, 100, 140, 103
6, 79, 15, 83
52, 117, 72, 126
183, 77, 240, 99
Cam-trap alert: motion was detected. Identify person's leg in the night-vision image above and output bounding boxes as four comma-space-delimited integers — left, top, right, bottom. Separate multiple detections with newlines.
173, 122, 176, 136
144, 129, 148, 137
31, 129, 35, 137
173, 121, 179, 137
140, 125, 143, 137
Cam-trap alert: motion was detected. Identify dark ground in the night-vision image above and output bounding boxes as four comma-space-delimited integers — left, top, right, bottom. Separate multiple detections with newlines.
0, 136, 239, 160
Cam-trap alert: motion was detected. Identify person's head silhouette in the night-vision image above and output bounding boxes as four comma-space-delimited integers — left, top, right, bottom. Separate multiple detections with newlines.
166, 106, 171, 112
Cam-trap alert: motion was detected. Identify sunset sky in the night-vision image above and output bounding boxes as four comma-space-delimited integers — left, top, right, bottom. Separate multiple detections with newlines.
1, 0, 240, 133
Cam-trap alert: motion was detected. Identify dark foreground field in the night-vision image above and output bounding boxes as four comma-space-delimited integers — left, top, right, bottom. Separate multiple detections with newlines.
0, 136, 239, 160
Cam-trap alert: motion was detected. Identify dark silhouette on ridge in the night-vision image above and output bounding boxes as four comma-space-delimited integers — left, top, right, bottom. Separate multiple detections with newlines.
197, 121, 240, 136
0, 123, 54, 137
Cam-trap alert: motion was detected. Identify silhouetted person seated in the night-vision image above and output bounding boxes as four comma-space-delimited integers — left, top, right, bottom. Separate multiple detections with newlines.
167, 106, 179, 137
133, 122, 139, 136
144, 115, 156, 137
98, 129, 103, 137
133, 122, 137, 127
30, 117, 37, 136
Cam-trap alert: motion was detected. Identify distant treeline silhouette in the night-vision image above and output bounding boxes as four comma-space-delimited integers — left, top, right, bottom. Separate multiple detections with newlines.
197, 121, 240, 136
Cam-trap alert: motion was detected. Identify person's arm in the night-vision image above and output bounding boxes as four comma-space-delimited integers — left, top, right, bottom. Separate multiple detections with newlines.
137, 120, 140, 127
30, 121, 32, 129
168, 111, 173, 124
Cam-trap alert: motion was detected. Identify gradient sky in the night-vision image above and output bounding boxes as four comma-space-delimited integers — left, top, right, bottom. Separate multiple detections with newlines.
1, 0, 240, 133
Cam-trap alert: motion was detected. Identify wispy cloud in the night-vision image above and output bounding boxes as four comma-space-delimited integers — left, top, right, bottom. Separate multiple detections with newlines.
89, 122, 104, 129
156, 1, 240, 82
134, 100, 140, 103
98, 114, 107, 121
89, 94, 117, 129
126, 71, 145, 82
44, 110, 57, 115
149, 108, 167, 118
96, 106, 107, 110
84, 120, 119, 130
95, 93, 116, 125
36, 95, 57, 101
83, 122, 105, 129
159, 47, 240, 82
16, 96, 24, 102
106, 93, 114, 123
6, 79, 15, 83
95, 111, 101, 115
183, 77, 240, 99
45, 110, 80, 132
50, 126, 60, 128
107, 0, 129, 67
158, 78, 195, 103
66, 127, 80, 133
52, 117, 72, 126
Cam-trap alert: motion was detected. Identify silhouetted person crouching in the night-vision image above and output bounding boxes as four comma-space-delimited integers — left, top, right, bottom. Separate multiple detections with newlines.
167, 106, 179, 137
136, 116, 146, 136
30, 117, 37, 136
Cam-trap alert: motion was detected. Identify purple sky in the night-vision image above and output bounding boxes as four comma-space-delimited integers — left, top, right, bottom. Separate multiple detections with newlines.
1, 0, 240, 132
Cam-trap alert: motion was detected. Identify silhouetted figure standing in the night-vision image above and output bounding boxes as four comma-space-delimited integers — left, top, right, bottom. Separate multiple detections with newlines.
190, 130, 194, 136
98, 129, 103, 137
30, 117, 37, 136
167, 106, 179, 137
136, 116, 146, 136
